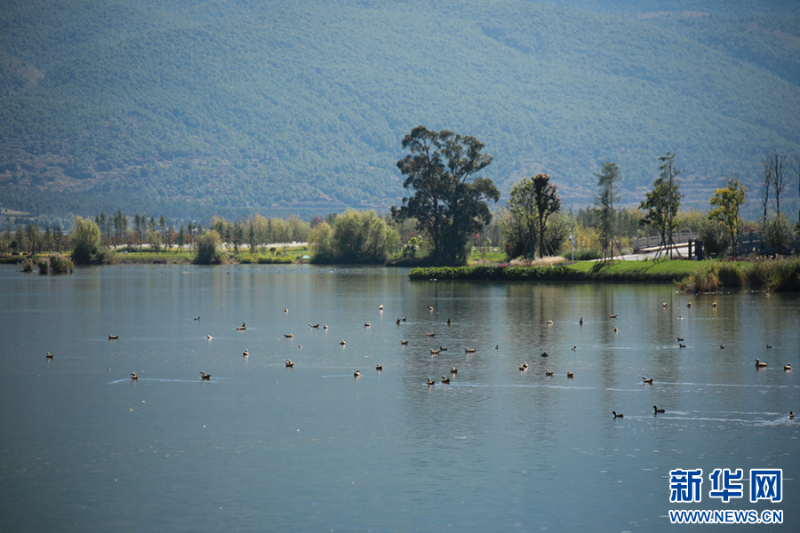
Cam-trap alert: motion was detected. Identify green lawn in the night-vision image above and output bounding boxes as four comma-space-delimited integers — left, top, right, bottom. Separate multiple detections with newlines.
467, 251, 507, 264
565, 259, 748, 276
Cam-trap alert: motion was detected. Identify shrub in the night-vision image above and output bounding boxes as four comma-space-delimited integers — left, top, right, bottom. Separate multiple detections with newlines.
21, 257, 34, 272
194, 230, 224, 264
310, 210, 399, 264
257, 256, 292, 264
49, 253, 74, 274
762, 213, 795, 251
71, 216, 102, 264
699, 218, 731, 257
37, 258, 50, 274
566, 248, 603, 261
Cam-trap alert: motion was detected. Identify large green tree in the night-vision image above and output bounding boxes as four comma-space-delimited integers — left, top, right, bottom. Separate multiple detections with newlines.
502, 177, 538, 260
639, 152, 683, 260
594, 162, 621, 261
709, 178, 748, 260
533, 174, 561, 258
392, 126, 499, 265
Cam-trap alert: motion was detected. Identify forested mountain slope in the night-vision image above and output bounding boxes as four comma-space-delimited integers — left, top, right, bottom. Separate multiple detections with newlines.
1, 0, 798, 220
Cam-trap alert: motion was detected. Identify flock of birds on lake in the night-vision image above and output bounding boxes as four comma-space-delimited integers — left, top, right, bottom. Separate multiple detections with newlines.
45, 298, 795, 419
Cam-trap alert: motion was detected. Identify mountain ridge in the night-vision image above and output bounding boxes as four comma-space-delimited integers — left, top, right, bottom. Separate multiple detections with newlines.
1, 0, 799, 220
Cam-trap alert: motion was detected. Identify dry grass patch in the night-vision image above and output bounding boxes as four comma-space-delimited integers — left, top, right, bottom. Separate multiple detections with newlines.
510, 256, 566, 267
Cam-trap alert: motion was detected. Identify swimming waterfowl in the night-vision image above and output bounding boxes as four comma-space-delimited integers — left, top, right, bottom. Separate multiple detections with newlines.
379, 305, 383, 310
46, 352, 53, 359
720, 344, 725, 349
354, 370, 361, 377
609, 314, 617, 319
790, 411, 795, 419
130, 372, 138, 380
236, 323, 246, 330
439, 346, 447, 352
324, 325, 328, 329
430, 349, 440, 355
612, 411, 623, 418
207, 335, 213, 340
571, 346, 576, 351
284, 308, 288, 312
785, 363, 792, 371
613, 327, 619, 333
376, 364, 382, 371
441, 375, 450, 384
200, 372, 211, 380
284, 334, 294, 338
679, 344, 686, 348
755, 359, 768, 368
687, 302, 692, 308
243, 349, 249, 357
546, 320, 553, 325
654, 405, 665, 413
545, 369, 554, 376
766, 344, 772, 349
579, 317, 584, 326
464, 348, 476, 353
642, 377, 653, 384
396, 318, 401, 325
285, 360, 293, 367
402, 317, 406, 322
340, 340, 346, 345
427, 378, 436, 385
519, 362, 528, 371
712, 301, 717, 308
364, 323, 371, 327
662, 302, 668, 308
541, 352, 549, 357
677, 337, 684, 342
447, 318, 451, 325
427, 333, 436, 337
567, 371, 574, 378
428, 306, 434, 311
194, 316, 200, 320
450, 367, 458, 374
400, 340, 408, 345
109, 335, 119, 340
309, 324, 320, 328
495, 345, 499, 350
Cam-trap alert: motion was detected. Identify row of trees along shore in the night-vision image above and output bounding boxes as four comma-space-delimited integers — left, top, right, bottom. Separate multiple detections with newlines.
4, 127, 800, 266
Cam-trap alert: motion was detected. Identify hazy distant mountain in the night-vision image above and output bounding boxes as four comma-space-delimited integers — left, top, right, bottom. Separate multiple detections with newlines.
1, 0, 798, 221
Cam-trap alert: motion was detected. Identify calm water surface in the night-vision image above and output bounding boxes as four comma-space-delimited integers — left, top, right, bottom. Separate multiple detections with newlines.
1, 264, 798, 532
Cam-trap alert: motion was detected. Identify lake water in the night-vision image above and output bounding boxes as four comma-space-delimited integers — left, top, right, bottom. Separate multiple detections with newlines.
1, 264, 798, 532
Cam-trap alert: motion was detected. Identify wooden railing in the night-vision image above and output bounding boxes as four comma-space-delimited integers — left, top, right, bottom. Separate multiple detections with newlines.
737, 231, 800, 256
633, 230, 699, 252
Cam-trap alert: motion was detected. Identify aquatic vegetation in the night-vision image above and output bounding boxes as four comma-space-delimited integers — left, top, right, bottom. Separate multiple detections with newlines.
48, 254, 74, 274
678, 264, 721, 292
767, 256, 800, 292
717, 263, 744, 288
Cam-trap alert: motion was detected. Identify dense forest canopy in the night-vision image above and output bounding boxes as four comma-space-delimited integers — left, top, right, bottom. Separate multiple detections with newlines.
1, 0, 799, 221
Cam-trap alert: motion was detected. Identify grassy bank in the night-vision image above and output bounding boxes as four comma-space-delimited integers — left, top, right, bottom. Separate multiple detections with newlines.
408, 258, 800, 291
409, 260, 705, 283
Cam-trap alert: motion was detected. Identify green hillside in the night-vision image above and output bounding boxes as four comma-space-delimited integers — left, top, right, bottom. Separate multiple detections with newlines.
1, 0, 799, 221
